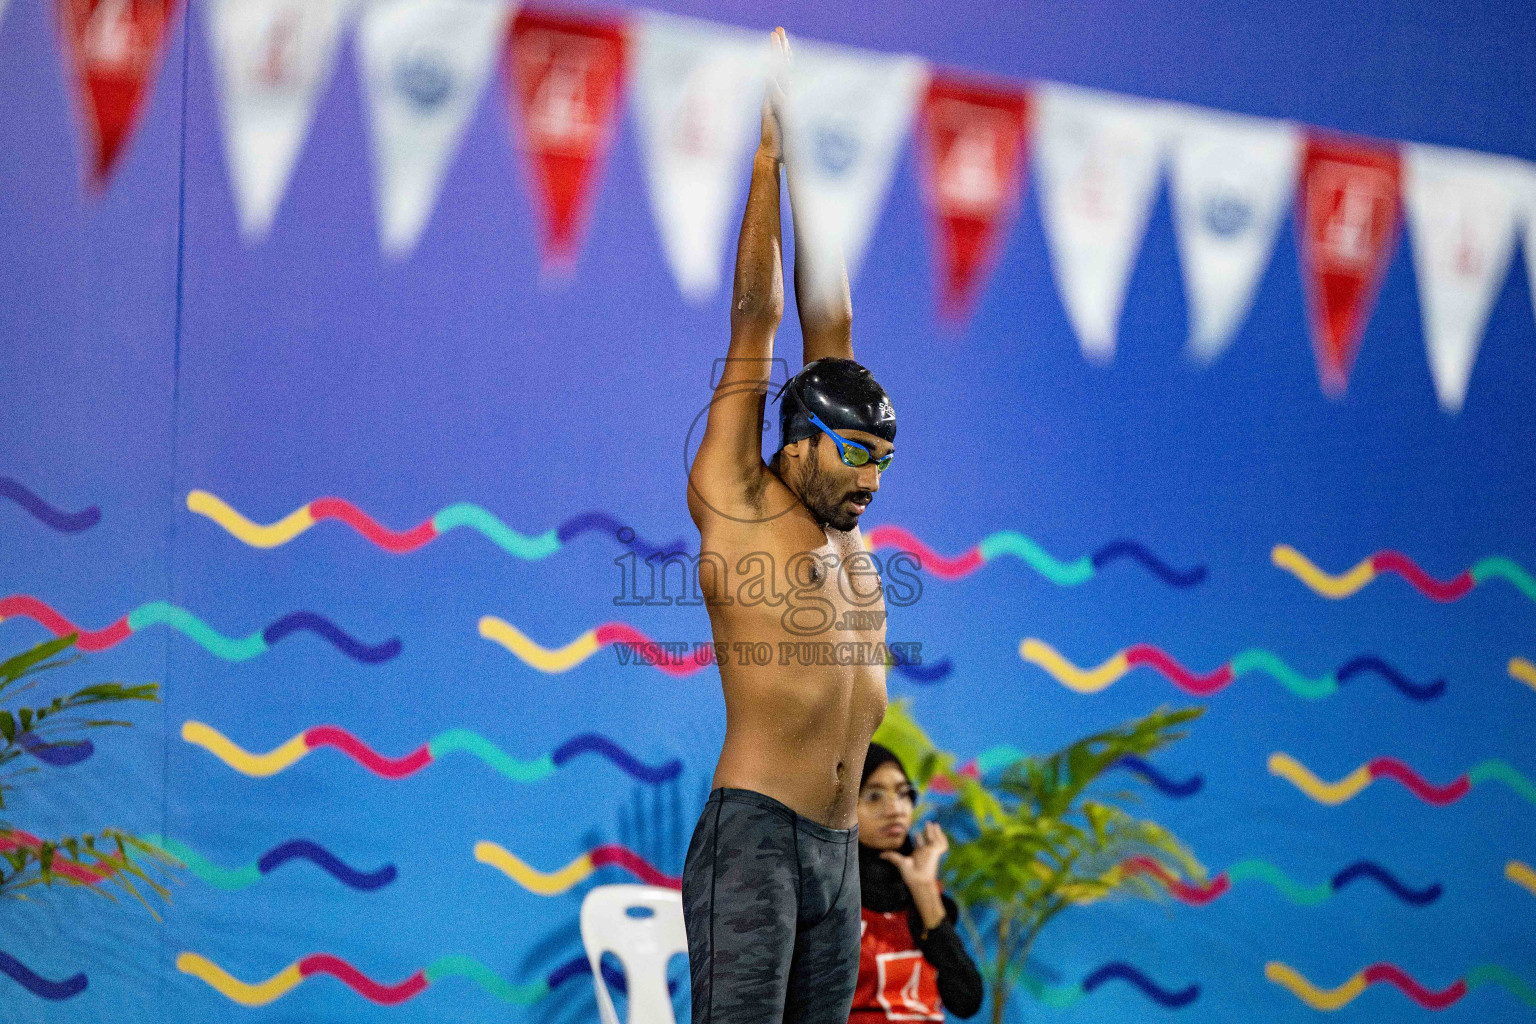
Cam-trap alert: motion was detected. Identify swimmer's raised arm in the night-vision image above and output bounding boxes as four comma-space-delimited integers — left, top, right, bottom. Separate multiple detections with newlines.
688, 39, 786, 519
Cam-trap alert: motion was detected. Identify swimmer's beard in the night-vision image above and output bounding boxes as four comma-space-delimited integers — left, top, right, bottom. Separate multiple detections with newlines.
799, 451, 870, 533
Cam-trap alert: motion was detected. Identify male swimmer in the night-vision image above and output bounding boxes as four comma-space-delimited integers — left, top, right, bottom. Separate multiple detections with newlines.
683, 27, 899, 1024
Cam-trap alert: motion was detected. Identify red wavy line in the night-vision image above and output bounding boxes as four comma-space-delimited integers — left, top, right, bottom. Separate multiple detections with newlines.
309, 499, 438, 554
1124, 645, 1236, 696
0, 596, 132, 650
591, 844, 682, 889
594, 623, 713, 677
1367, 757, 1471, 805
0, 831, 116, 883
303, 727, 434, 779
297, 955, 427, 1005
1369, 553, 1474, 602
1360, 963, 1468, 1009
1121, 856, 1229, 905
865, 526, 984, 580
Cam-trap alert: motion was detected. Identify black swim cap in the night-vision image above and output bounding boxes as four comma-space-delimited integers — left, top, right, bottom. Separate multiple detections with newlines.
777, 358, 896, 452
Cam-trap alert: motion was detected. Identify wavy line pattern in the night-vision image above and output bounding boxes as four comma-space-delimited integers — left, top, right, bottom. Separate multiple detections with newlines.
181, 721, 681, 784
1021, 639, 1443, 700
16, 732, 94, 766
0, 595, 399, 663
1269, 752, 1536, 806
479, 615, 949, 683
1115, 755, 1204, 797
1273, 545, 1536, 604
1506, 861, 1536, 898
0, 951, 87, 1000
143, 836, 395, 891
1509, 657, 1536, 692
1267, 961, 1536, 1010
475, 841, 680, 894
188, 491, 686, 560
0, 479, 100, 533
1123, 856, 1440, 907
0, 830, 118, 884
867, 526, 1205, 586
1024, 962, 1198, 1008
929, 752, 1202, 798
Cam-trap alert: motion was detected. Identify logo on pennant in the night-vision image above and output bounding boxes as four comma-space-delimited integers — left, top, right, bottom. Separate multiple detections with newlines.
916, 73, 1029, 325
358, 0, 514, 256
631, 12, 767, 301
1297, 133, 1401, 396
58, 0, 181, 190
506, 8, 627, 274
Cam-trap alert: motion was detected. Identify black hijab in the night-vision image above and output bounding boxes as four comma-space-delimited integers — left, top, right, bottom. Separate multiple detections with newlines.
858, 743, 920, 913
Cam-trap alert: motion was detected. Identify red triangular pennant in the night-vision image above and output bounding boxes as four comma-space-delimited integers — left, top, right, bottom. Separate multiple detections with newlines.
506, 8, 627, 274
916, 72, 1030, 326
57, 0, 180, 191
1297, 132, 1402, 396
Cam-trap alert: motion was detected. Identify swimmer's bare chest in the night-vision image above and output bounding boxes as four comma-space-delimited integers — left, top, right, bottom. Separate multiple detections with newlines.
698, 511, 889, 828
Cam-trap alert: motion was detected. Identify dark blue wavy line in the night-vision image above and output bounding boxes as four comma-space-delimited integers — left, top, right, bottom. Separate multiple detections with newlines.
551, 733, 683, 784
17, 732, 94, 767
261, 612, 401, 664
1081, 962, 1199, 1007
1335, 656, 1446, 701
557, 513, 689, 560
255, 840, 397, 891
0, 951, 87, 1000
1330, 861, 1442, 906
1090, 541, 1206, 588
546, 954, 678, 996
1114, 755, 1203, 797
891, 656, 952, 683
0, 479, 100, 533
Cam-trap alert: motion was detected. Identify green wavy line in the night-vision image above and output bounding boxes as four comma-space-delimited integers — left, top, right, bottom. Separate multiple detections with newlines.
1018, 974, 1083, 1008
975, 745, 1026, 775
423, 955, 550, 1004
125, 603, 268, 661
1468, 760, 1536, 804
1227, 860, 1333, 905
977, 532, 1095, 585
431, 506, 562, 560
141, 835, 259, 891
1228, 650, 1337, 699
427, 730, 556, 782
1469, 558, 1536, 600
1467, 965, 1536, 1007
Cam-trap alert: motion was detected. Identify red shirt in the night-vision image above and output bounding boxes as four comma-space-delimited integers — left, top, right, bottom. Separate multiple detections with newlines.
849, 907, 945, 1023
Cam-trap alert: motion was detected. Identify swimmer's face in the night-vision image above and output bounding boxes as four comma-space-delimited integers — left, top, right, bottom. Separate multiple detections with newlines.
791, 429, 890, 532
857, 761, 916, 851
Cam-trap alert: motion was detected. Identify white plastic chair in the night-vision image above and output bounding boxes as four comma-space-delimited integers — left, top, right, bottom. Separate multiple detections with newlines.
580, 884, 688, 1024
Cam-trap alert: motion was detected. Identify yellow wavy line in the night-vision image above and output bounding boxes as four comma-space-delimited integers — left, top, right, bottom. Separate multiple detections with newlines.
474, 841, 595, 895
1271, 545, 1377, 599
1507, 860, 1536, 897
1267, 752, 1373, 805
1266, 961, 1368, 1010
1509, 658, 1536, 692
478, 617, 601, 673
187, 490, 315, 548
1019, 639, 1129, 694
177, 952, 303, 1007
181, 721, 311, 777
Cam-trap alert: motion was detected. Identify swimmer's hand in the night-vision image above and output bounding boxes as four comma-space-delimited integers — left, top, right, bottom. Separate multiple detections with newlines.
881, 822, 950, 931
759, 27, 791, 164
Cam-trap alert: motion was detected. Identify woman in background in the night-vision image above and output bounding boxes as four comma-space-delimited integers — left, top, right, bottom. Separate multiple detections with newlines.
851, 744, 984, 1023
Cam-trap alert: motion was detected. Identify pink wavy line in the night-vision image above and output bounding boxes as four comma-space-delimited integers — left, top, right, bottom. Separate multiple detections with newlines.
1367, 757, 1471, 805
303, 727, 434, 779
1121, 856, 1229, 905
1124, 645, 1236, 696
297, 954, 427, 1004
0, 596, 132, 650
590, 845, 681, 889
1360, 963, 1468, 1009
0, 831, 115, 883
1369, 553, 1474, 602
308, 499, 437, 554
594, 623, 714, 677
865, 526, 984, 580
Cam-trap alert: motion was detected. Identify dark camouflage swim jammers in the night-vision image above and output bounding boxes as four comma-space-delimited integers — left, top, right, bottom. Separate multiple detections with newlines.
683, 788, 861, 1024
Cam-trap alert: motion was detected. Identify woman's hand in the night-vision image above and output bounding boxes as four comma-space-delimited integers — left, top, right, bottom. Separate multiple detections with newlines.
881, 822, 949, 931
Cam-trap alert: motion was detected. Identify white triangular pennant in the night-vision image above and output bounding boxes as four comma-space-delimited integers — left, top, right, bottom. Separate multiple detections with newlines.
1166, 104, 1299, 363
1034, 84, 1167, 362
1404, 144, 1524, 412
357, 0, 512, 256
779, 41, 927, 304
207, 0, 359, 240
632, 13, 768, 302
